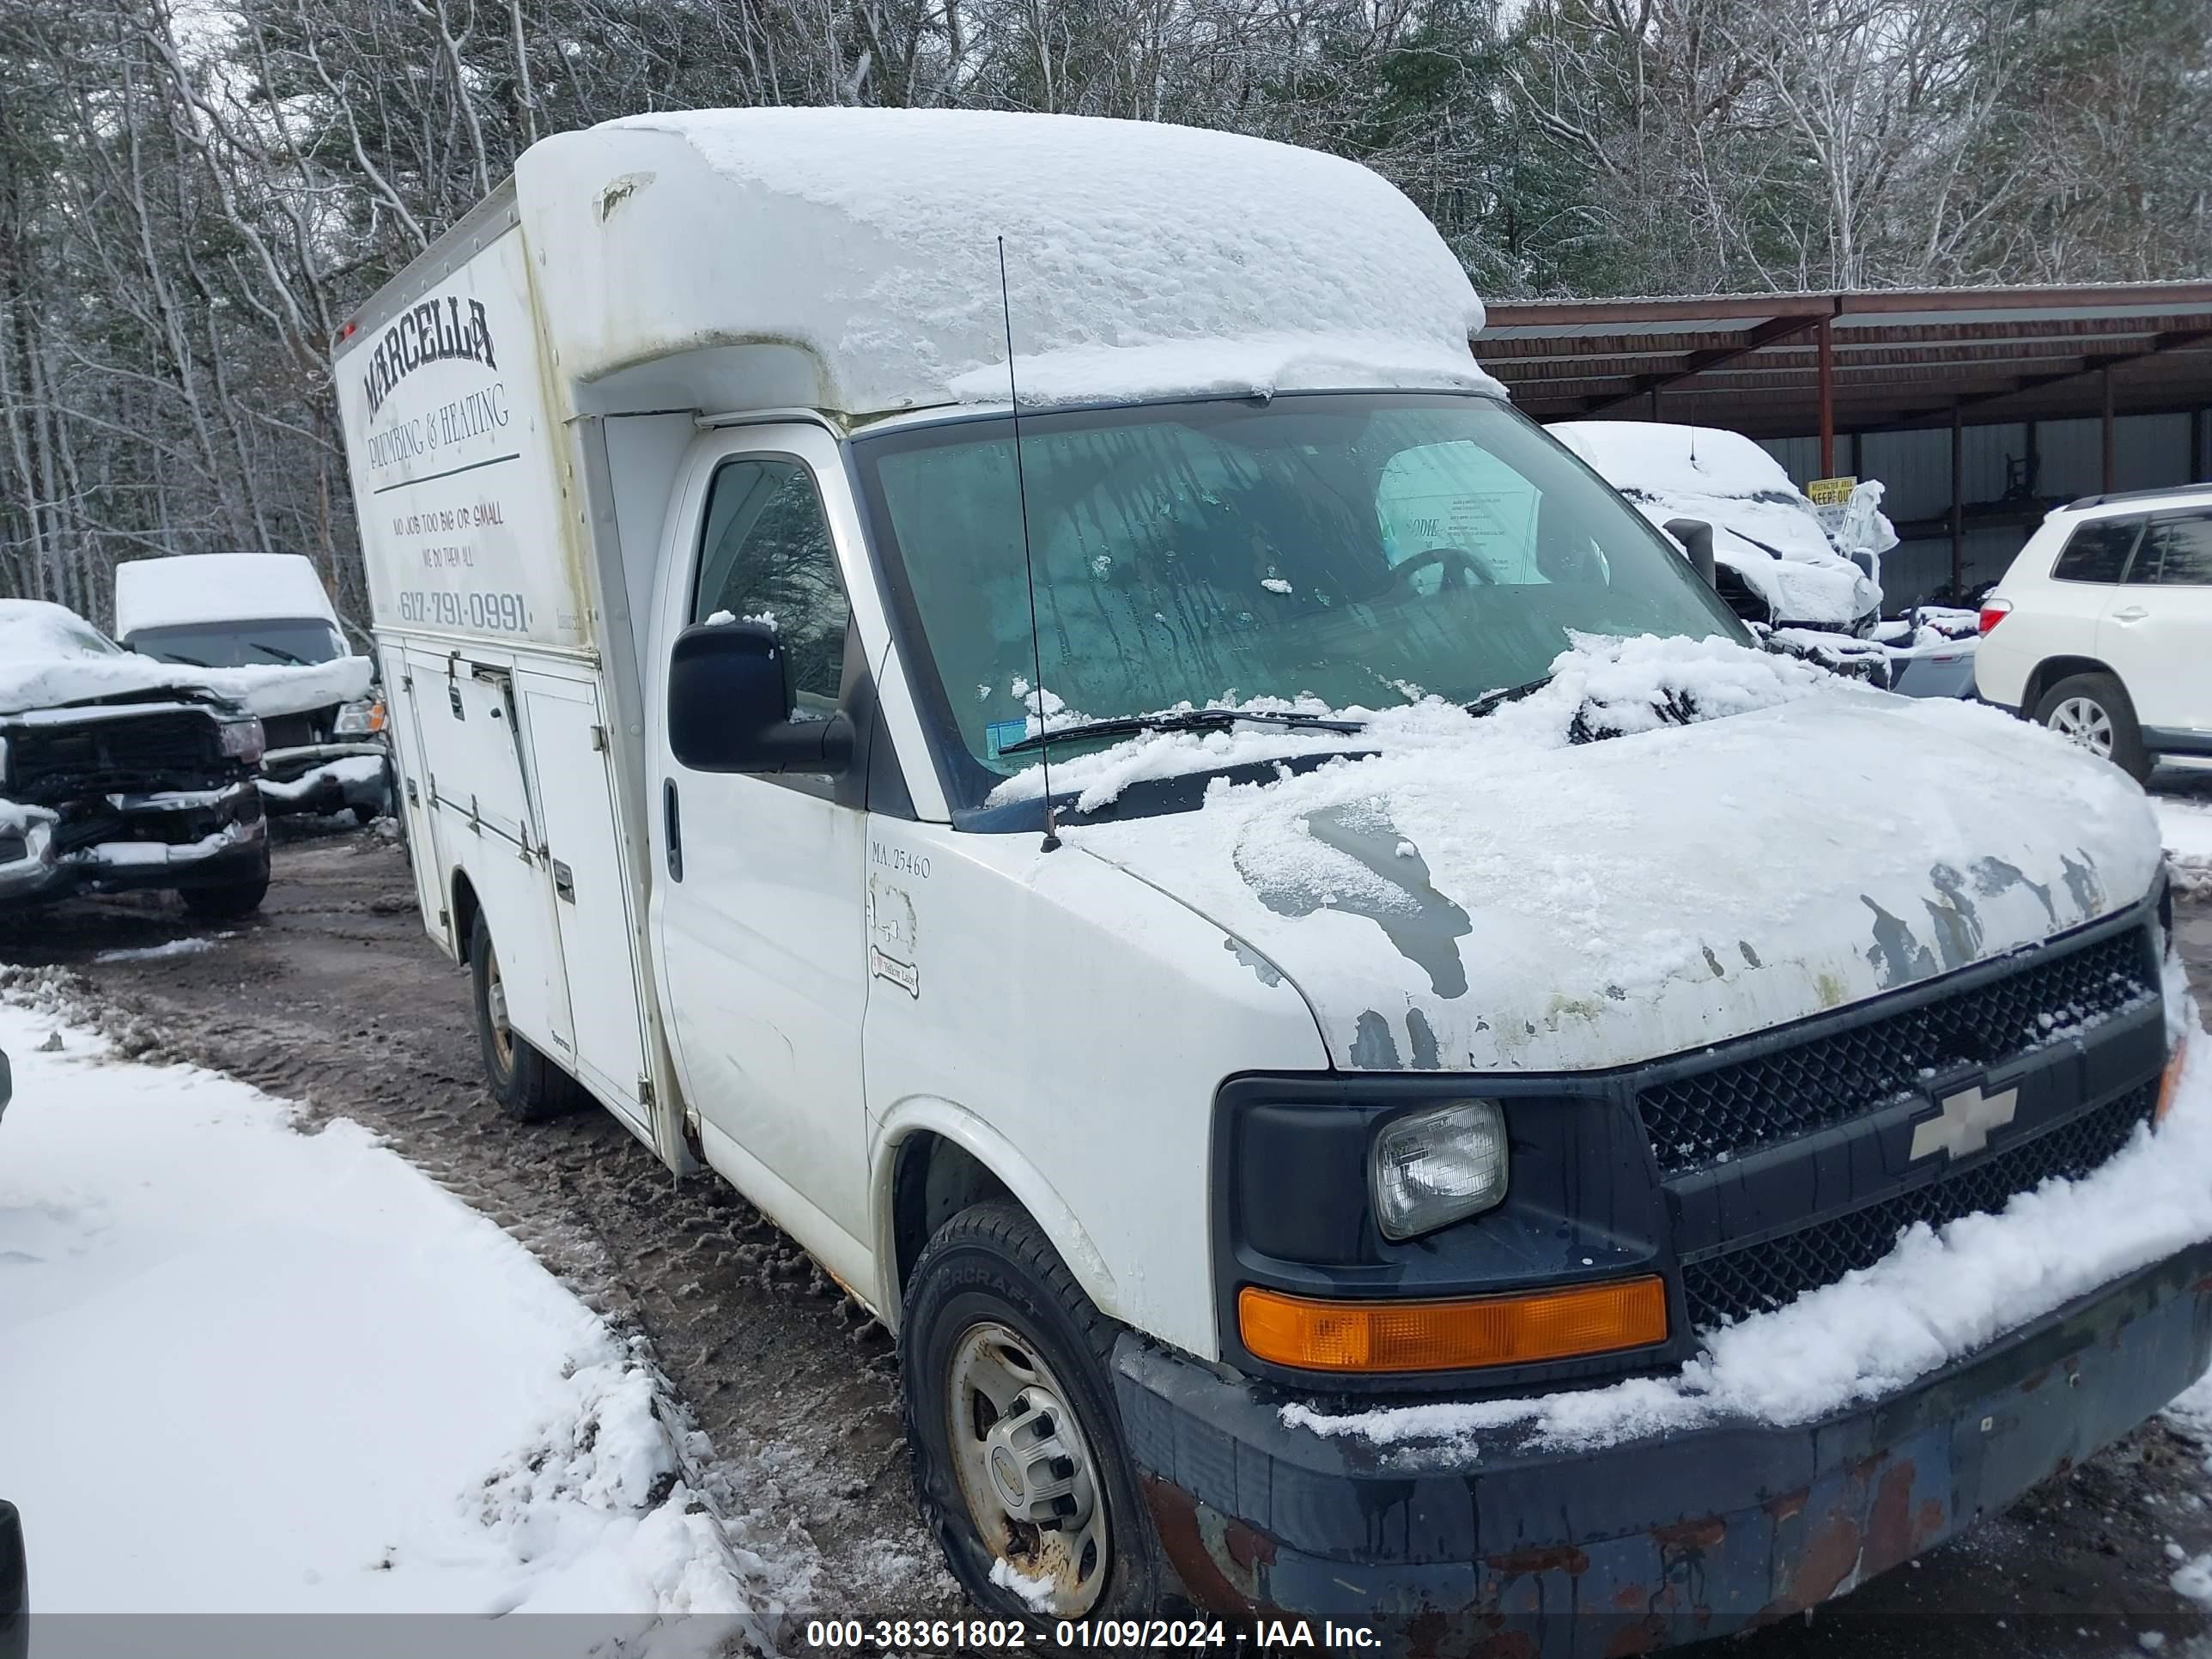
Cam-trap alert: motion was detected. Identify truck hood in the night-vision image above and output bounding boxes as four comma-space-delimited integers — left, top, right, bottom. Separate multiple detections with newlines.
1061, 654, 2161, 1074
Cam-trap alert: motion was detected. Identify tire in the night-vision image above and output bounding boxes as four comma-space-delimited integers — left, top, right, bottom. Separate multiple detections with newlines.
901, 1199, 1173, 1624
469, 908, 581, 1121
179, 872, 268, 921
2034, 672, 2151, 782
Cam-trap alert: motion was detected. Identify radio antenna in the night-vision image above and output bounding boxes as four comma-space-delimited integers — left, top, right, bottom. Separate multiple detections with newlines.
999, 236, 1060, 854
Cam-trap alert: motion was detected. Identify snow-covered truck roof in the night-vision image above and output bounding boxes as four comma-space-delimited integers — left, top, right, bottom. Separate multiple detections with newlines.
113, 553, 339, 639
511, 108, 1498, 418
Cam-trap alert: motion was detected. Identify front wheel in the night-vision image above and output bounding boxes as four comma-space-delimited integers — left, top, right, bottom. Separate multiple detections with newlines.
901, 1199, 1172, 1622
2034, 672, 2150, 782
469, 908, 580, 1121
179, 871, 268, 921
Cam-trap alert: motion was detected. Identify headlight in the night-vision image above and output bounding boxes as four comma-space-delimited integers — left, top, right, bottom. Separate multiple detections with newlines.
218, 716, 266, 765
1370, 1099, 1509, 1241
334, 696, 386, 737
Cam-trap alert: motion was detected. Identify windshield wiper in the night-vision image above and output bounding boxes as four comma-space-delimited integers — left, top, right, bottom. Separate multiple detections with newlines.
998, 708, 1364, 757
249, 643, 310, 665
1467, 674, 1554, 717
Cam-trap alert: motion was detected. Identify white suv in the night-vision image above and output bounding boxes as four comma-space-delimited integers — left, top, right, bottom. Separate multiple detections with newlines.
1976, 483, 2212, 781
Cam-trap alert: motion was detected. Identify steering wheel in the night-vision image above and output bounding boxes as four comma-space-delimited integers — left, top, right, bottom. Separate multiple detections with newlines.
1390, 546, 1495, 591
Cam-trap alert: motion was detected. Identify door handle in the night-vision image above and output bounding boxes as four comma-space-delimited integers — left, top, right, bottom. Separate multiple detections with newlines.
2112, 605, 2150, 623
663, 779, 684, 882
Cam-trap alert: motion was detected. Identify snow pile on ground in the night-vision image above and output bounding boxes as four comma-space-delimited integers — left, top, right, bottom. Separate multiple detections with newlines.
1551, 422, 1882, 626
1283, 958, 2212, 1455
0, 597, 368, 719
92, 936, 222, 964
0, 997, 771, 1642
526, 108, 1495, 415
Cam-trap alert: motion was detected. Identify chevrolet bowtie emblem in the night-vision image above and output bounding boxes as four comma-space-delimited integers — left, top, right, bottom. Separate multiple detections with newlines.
1910, 1082, 2019, 1162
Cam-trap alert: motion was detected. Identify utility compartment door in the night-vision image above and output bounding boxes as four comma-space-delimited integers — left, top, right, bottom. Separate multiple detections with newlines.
405, 647, 576, 1066
519, 672, 651, 1133
380, 641, 452, 949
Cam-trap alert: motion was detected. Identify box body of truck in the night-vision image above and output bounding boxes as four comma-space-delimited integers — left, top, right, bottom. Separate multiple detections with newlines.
335, 110, 2212, 1655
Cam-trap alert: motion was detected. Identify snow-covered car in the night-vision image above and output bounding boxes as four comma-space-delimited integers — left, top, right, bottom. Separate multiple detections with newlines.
0, 599, 272, 917
335, 110, 2209, 1654
114, 554, 389, 821
1552, 420, 1890, 634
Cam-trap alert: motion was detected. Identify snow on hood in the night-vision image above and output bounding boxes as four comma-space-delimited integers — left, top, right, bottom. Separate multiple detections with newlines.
1059, 635, 2162, 1073
0, 599, 369, 720
1553, 422, 1881, 627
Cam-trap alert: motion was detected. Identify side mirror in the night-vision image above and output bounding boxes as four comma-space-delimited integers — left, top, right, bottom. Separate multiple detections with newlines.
1664, 518, 1718, 587
666, 620, 853, 775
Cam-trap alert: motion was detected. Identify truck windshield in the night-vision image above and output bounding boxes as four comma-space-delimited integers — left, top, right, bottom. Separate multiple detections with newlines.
129, 618, 345, 668
851, 392, 1747, 810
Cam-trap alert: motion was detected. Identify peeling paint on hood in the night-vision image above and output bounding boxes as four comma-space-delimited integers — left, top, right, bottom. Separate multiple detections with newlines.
1066, 687, 2162, 1074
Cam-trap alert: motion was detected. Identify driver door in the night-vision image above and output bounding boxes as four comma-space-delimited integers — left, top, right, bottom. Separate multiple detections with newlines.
650, 433, 872, 1279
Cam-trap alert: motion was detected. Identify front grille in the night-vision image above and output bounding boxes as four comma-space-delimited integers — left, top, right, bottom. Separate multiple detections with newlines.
1680, 1079, 2157, 1330
1638, 928, 2155, 1175
9, 711, 222, 798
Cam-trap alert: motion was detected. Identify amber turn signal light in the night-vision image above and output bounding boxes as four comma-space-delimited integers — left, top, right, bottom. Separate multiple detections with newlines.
2157, 1028, 2190, 1126
1238, 1277, 1669, 1374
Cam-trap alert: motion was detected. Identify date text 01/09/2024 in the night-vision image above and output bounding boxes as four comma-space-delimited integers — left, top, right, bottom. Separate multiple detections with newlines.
397, 589, 532, 633
801, 1619, 1383, 1653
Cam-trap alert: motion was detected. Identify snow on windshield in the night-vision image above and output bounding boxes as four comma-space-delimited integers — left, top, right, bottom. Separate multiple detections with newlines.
0, 598, 123, 661
860, 394, 1745, 810
988, 631, 1840, 811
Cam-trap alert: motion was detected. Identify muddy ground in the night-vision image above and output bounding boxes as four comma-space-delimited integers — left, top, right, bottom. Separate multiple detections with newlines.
4, 823, 2209, 1656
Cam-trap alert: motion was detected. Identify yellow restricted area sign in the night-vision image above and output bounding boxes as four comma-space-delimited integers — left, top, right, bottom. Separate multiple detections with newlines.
1806, 475, 1857, 506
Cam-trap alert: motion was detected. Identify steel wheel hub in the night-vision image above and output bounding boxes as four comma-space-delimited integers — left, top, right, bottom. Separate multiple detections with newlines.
946, 1321, 1109, 1614
2050, 696, 2115, 757
485, 946, 514, 1070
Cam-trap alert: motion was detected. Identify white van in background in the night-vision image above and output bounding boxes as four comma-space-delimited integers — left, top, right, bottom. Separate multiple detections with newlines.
332, 108, 2203, 1652
114, 553, 390, 820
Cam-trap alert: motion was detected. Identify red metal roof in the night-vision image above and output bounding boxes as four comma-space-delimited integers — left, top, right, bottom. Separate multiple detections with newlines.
1478, 283, 2212, 435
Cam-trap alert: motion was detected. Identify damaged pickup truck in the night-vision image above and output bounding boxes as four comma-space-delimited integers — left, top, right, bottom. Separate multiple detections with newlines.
0, 599, 270, 918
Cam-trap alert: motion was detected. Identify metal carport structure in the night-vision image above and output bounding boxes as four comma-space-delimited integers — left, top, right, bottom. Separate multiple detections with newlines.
1479, 283, 2212, 601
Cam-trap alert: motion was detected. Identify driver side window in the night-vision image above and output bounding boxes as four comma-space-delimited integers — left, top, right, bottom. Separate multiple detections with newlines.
693, 459, 850, 716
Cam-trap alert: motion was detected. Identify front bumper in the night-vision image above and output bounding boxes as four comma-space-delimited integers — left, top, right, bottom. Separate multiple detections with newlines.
0, 781, 266, 910
258, 743, 390, 817
1116, 1237, 2212, 1657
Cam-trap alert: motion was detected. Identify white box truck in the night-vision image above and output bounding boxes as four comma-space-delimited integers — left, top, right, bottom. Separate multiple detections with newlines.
335, 109, 2209, 1652
113, 552, 391, 818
